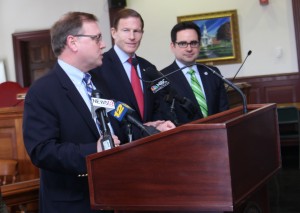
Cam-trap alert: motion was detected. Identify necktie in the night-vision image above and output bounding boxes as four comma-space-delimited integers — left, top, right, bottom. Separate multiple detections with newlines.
128, 57, 144, 119
188, 69, 208, 117
83, 72, 103, 133
83, 73, 93, 99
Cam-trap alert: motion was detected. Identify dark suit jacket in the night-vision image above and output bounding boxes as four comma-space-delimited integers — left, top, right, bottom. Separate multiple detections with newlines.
23, 63, 103, 213
159, 61, 229, 125
90, 48, 157, 143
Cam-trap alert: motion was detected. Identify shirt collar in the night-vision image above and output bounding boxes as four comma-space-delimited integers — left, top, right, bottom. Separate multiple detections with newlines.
175, 59, 198, 75
58, 59, 85, 87
114, 45, 136, 64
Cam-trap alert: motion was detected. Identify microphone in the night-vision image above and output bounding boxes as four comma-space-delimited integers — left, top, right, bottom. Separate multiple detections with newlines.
144, 67, 171, 94
196, 63, 248, 114
226, 50, 252, 91
91, 90, 115, 150
109, 101, 160, 137
139, 64, 194, 84
144, 67, 198, 125
131, 61, 198, 124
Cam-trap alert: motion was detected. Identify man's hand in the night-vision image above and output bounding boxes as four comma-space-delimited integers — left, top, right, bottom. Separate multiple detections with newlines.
97, 135, 121, 152
144, 120, 176, 132
112, 135, 121, 147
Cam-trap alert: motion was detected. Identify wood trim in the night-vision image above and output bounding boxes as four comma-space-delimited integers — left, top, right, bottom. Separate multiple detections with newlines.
1, 179, 39, 212
234, 72, 300, 104
12, 30, 51, 87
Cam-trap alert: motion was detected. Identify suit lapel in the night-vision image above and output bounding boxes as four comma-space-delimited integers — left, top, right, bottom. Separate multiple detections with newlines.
137, 57, 154, 121
170, 62, 198, 105
108, 50, 146, 120
54, 65, 100, 138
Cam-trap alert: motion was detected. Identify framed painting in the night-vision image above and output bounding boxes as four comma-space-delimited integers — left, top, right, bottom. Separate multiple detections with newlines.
178, 10, 241, 65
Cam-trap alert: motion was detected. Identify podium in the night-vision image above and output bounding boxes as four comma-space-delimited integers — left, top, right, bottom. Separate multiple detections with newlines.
86, 104, 281, 212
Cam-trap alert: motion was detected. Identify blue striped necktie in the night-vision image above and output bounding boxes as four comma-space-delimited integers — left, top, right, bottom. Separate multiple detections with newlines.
83, 73, 93, 99
83, 72, 102, 133
187, 69, 208, 117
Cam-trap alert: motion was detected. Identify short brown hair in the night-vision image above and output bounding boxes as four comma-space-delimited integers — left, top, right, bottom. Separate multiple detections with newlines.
50, 11, 98, 56
112, 8, 144, 30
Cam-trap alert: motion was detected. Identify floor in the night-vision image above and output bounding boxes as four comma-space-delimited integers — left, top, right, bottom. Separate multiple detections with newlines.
268, 146, 300, 213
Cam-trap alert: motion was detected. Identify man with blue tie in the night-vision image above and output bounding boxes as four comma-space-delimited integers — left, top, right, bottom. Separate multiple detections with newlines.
23, 12, 120, 213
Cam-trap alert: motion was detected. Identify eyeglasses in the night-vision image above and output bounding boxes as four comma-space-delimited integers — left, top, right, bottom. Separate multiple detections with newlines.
73, 34, 102, 44
174, 41, 200, 48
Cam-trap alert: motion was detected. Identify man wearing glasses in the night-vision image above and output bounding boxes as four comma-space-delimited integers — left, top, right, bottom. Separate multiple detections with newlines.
160, 21, 229, 125
23, 12, 119, 213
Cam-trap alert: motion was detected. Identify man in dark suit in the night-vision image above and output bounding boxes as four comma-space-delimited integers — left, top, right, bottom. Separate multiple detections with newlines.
159, 21, 229, 125
23, 12, 120, 213
91, 9, 175, 143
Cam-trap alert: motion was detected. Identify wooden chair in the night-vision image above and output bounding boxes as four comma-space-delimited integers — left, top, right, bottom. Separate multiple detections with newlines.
0, 81, 28, 108
0, 159, 18, 186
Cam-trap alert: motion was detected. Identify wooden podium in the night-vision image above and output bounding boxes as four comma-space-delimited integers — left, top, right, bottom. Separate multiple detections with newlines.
86, 104, 281, 213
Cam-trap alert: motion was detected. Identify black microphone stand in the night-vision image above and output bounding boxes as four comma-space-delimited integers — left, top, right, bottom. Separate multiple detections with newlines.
226, 50, 252, 92
126, 123, 133, 142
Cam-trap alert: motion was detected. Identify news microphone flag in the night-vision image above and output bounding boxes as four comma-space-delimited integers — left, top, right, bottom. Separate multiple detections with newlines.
110, 101, 131, 122
91, 98, 115, 112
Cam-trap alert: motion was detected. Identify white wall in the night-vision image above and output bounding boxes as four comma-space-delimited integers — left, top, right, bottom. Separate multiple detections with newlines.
0, 0, 112, 81
0, 0, 298, 81
127, 0, 298, 78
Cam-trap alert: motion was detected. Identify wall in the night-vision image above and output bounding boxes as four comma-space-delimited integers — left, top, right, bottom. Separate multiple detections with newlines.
0, 0, 112, 81
127, 0, 298, 78
0, 0, 298, 81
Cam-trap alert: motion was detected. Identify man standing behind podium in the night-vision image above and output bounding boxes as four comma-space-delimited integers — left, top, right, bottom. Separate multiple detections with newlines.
90, 8, 175, 143
160, 21, 229, 125
23, 12, 119, 213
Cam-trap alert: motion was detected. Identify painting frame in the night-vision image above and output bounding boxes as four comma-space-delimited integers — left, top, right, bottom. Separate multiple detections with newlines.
177, 10, 241, 65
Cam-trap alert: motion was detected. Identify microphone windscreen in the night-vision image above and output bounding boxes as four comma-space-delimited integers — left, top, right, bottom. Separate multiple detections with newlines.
92, 89, 102, 98
109, 101, 134, 122
144, 67, 174, 95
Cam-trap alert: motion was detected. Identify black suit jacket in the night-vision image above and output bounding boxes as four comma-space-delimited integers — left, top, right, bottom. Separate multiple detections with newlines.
90, 48, 158, 143
23, 63, 104, 213
159, 61, 229, 125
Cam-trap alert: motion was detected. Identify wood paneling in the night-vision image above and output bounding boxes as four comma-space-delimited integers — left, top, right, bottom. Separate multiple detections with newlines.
0, 107, 39, 181
0, 107, 39, 212
233, 72, 300, 104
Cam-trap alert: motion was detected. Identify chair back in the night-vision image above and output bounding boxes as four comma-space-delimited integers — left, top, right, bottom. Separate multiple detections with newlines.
0, 159, 18, 185
0, 81, 28, 108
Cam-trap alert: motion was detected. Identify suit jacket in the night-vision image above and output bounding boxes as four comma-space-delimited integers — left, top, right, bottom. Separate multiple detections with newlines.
23, 63, 106, 213
159, 61, 229, 125
90, 48, 158, 143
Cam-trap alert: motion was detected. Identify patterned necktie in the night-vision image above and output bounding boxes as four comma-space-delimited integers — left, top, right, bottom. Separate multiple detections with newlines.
188, 69, 208, 117
128, 57, 144, 119
83, 72, 103, 133
83, 73, 93, 99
